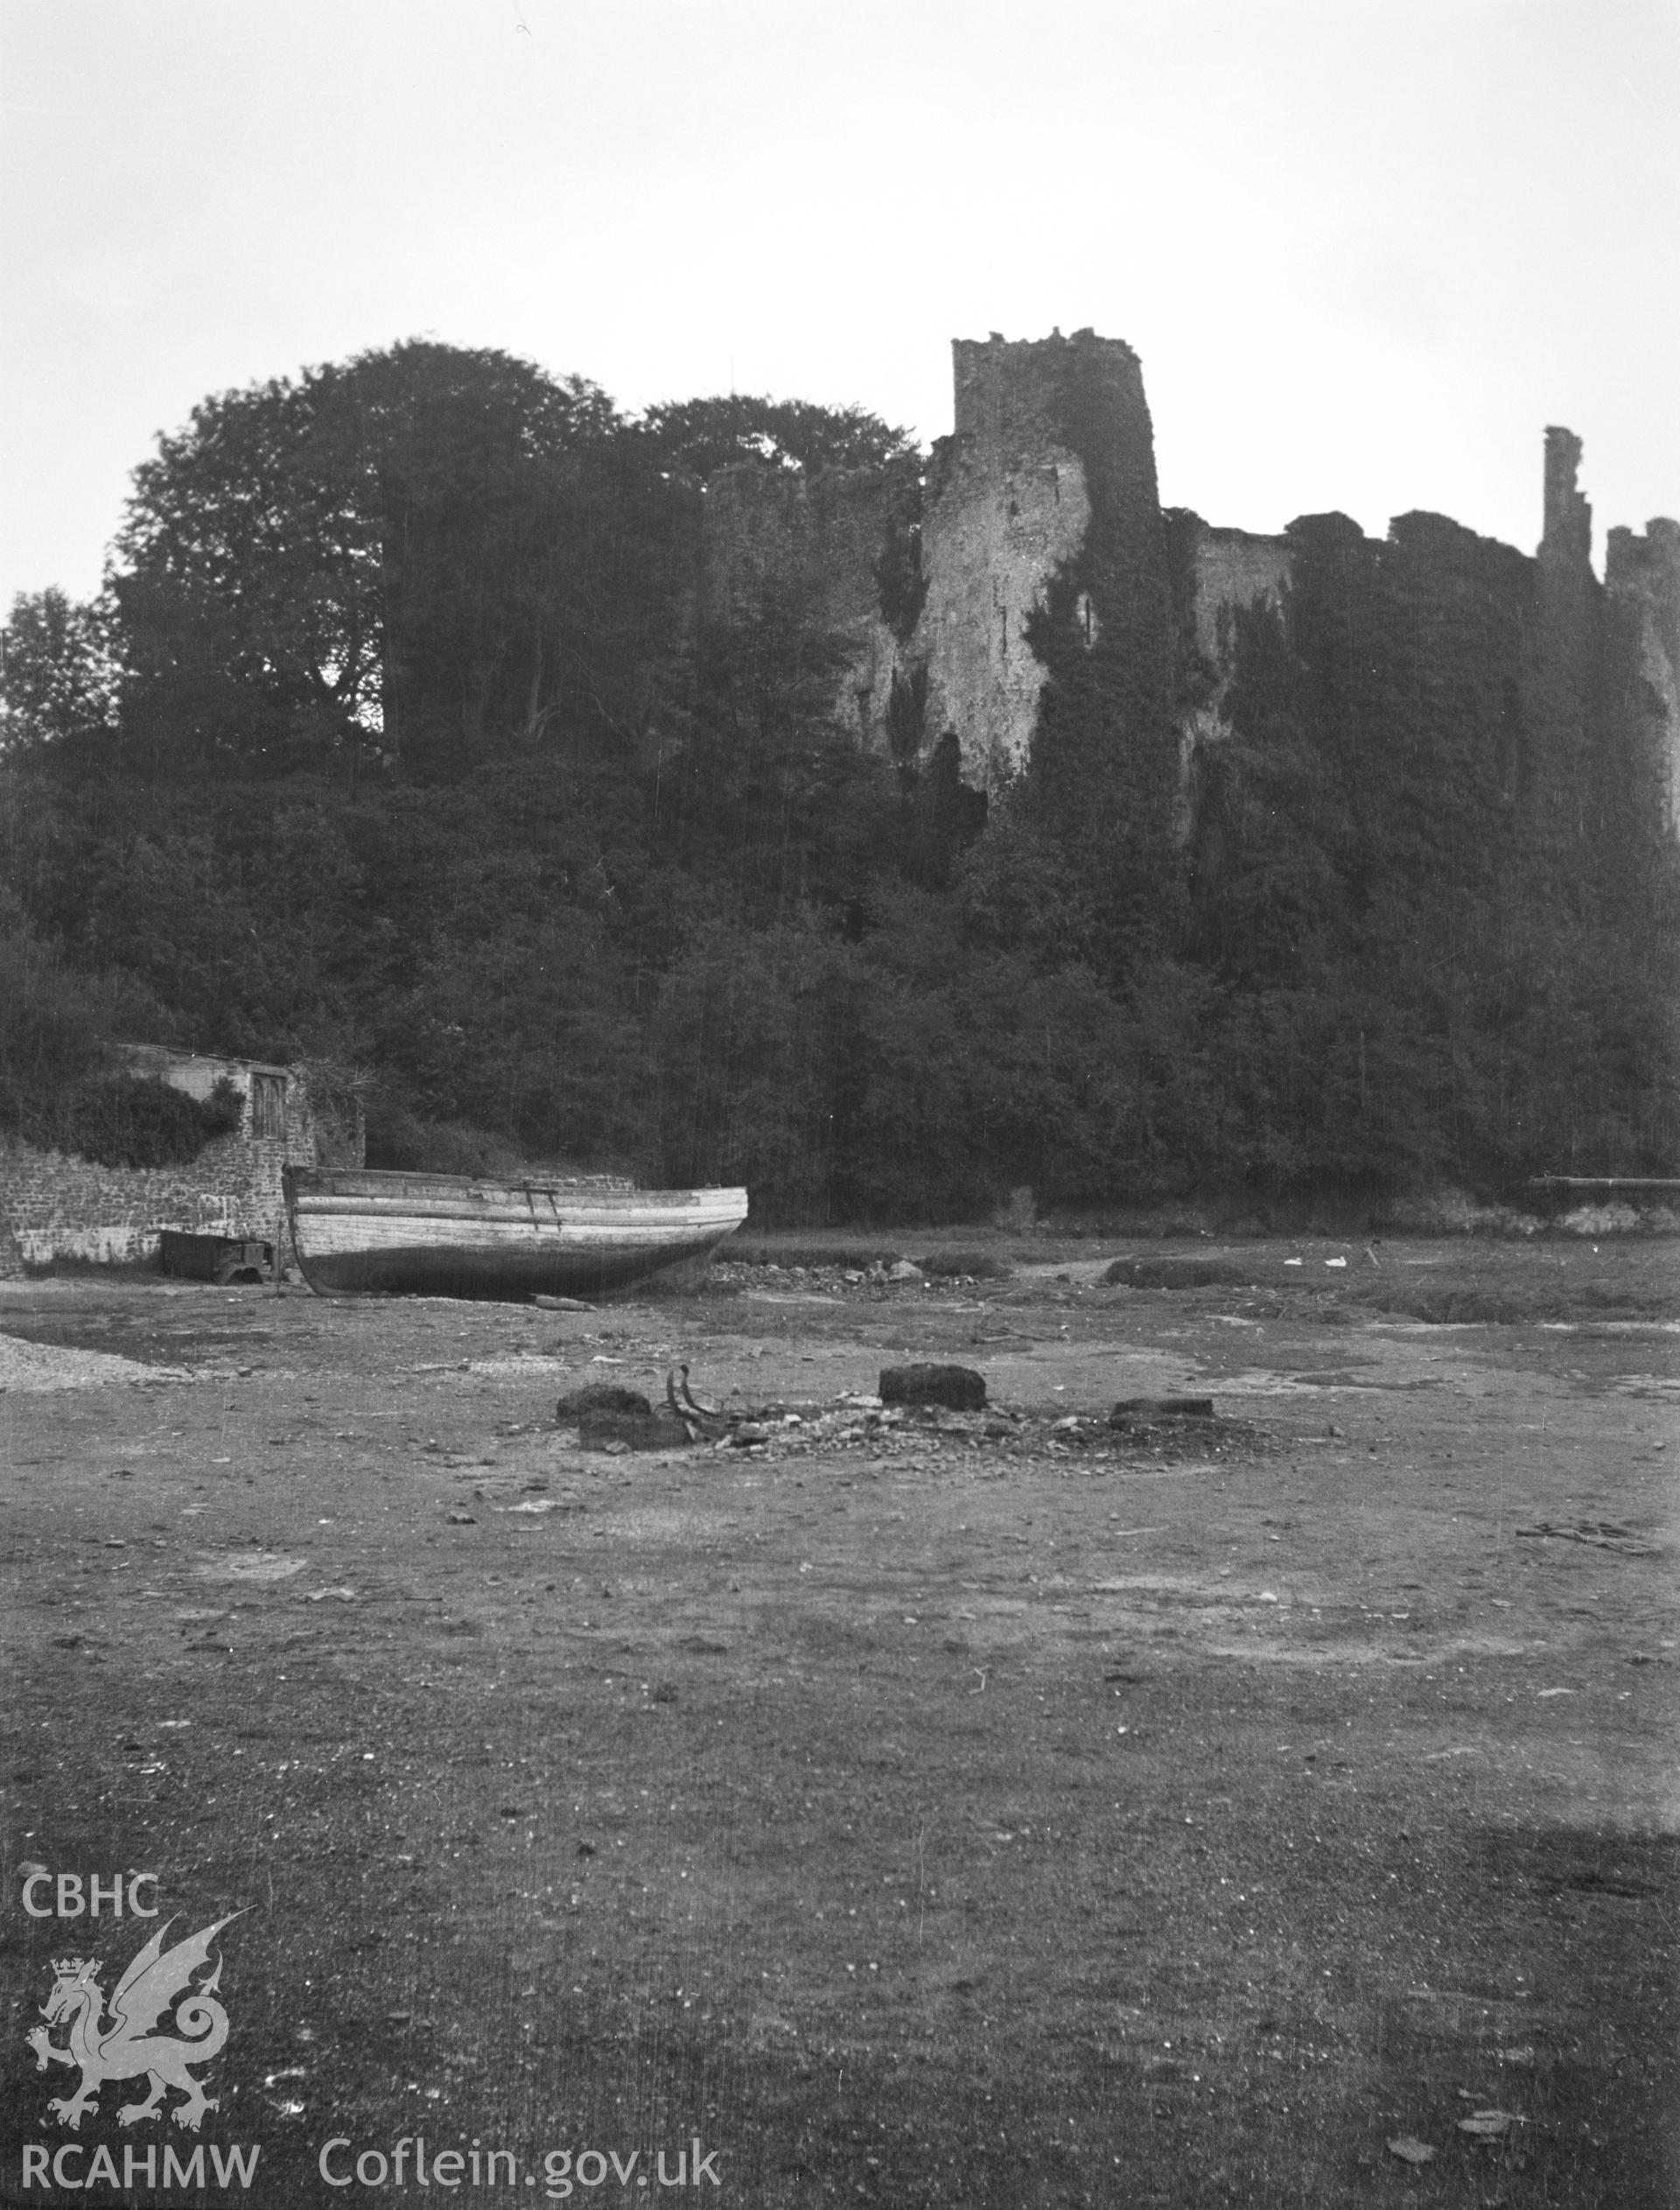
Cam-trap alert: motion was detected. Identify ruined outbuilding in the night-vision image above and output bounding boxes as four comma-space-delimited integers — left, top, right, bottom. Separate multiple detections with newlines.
0, 1047, 365, 1276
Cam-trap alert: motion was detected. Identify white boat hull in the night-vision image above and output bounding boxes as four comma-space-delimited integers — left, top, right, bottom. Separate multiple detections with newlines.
283, 1168, 747, 1301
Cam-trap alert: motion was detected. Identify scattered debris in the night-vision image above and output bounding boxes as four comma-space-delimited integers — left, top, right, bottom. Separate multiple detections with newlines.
0, 1336, 195, 1393
1386, 2136, 1436, 2165
712, 1253, 1006, 1295
1110, 1396, 1214, 1424
580, 1408, 687, 1452
666, 1363, 735, 1442
1456, 2108, 1523, 2139
194, 1553, 304, 1582
880, 1364, 987, 1411
660, 1365, 781, 1448
567, 1368, 1273, 1466
1516, 1518, 1659, 1554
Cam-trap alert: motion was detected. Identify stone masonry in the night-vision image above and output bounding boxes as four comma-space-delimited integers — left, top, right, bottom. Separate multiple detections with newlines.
1606, 516, 1680, 833
0, 1049, 359, 1274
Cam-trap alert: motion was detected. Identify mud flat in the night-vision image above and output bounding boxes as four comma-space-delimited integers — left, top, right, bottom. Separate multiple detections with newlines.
2, 1234, 1675, 2206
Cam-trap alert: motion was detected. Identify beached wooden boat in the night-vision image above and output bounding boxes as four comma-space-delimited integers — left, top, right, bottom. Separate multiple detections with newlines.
282, 1166, 748, 1301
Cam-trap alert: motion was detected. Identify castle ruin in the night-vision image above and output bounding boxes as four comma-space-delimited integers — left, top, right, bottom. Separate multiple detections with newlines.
699, 328, 1680, 839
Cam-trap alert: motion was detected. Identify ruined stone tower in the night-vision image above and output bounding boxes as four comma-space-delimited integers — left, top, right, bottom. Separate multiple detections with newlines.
699, 329, 1170, 793
910, 329, 1165, 787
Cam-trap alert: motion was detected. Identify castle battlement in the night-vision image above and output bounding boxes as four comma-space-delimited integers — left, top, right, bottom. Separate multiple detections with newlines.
950, 327, 1142, 453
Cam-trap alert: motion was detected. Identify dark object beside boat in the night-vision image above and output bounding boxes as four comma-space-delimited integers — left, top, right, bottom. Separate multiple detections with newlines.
159, 1231, 274, 1286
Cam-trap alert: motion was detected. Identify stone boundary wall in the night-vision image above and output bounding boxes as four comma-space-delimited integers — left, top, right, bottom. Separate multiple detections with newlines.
0, 1049, 337, 1275
0, 1132, 304, 1270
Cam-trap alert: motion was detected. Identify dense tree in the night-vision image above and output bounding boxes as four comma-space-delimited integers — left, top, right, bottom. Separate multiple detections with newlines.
350, 343, 684, 775
104, 341, 690, 782
654, 591, 888, 919
0, 588, 120, 755
636, 395, 914, 481
110, 367, 382, 775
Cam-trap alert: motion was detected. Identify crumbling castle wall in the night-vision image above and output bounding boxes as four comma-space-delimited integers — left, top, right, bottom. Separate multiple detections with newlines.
1522, 426, 1600, 838
1174, 521, 1296, 788
1516, 431, 1680, 849
1190, 526, 1293, 670
697, 455, 920, 741
1606, 517, 1680, 833
694, 334, 1677, 852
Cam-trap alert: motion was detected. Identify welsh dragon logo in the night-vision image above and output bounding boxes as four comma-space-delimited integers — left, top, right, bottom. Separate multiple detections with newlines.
27, 1912, 243, 2133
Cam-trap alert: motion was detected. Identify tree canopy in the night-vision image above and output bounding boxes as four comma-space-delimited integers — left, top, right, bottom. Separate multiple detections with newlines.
0, 588, 119, 756
103, 342, 689, 781
636, 394, 916, 481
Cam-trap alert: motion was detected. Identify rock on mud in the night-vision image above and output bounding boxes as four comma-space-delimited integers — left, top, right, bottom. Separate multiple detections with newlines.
556, 1384, 654, 1422
879, 1363, 987, 1410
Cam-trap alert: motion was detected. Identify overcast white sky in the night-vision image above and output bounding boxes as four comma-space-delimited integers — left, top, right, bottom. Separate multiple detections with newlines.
3, 0, 1676, 609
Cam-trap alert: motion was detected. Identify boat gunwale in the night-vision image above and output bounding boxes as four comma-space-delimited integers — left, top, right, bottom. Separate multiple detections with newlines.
289, 1194, 747, 1224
